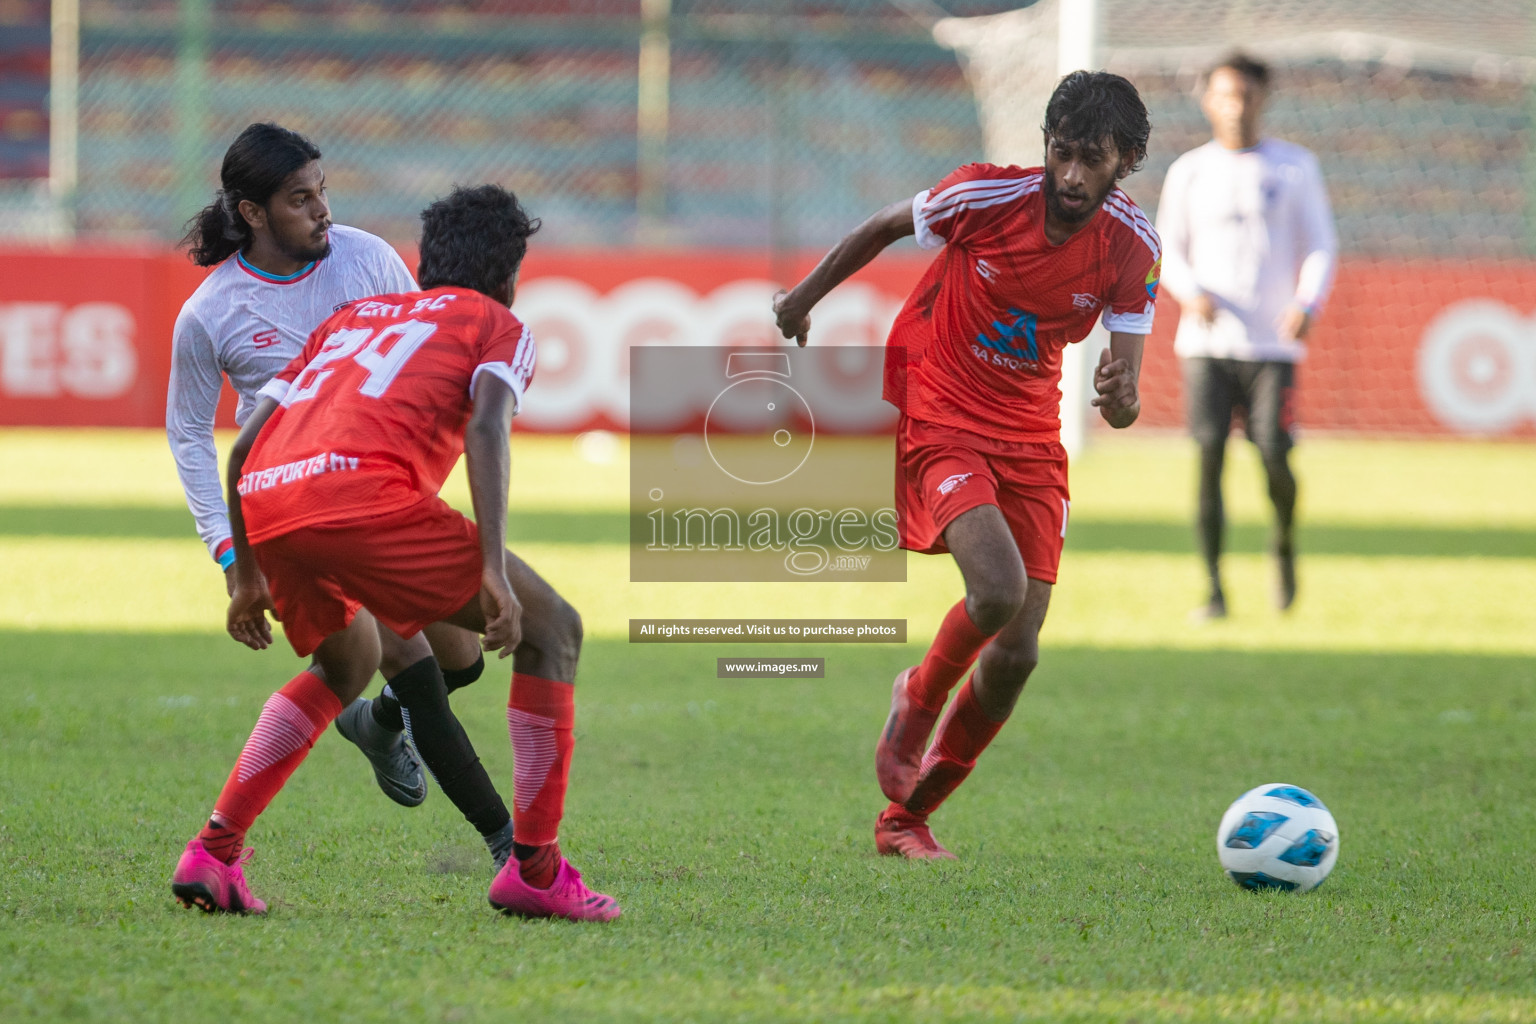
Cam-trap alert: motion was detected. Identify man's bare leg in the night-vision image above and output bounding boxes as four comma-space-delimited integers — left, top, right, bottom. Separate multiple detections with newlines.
443, 550, 616, 920
877, 504, 1025, 807
878, 505, 1051, 860
176, 612, 382, 912
334, 620, 488, 807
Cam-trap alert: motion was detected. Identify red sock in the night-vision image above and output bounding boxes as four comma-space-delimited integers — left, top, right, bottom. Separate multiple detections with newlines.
903, 677, 1007, 817
515, 839, 562, 889
200, 670, 343, 863
907, 600, 995, 712
507, 673, 575, 851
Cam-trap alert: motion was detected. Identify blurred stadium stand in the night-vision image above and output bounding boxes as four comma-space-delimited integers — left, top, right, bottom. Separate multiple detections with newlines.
0, 0, 1530, 260
61, 0, 1007, 246
0, 0, 51, 180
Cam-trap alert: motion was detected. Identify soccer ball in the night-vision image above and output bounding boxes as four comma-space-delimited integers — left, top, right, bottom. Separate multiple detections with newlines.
1216, 783, 1339, 892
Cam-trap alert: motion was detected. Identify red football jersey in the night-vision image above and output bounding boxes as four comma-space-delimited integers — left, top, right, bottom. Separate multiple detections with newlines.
885, 163, 1161, 442
238, 287, 535, 543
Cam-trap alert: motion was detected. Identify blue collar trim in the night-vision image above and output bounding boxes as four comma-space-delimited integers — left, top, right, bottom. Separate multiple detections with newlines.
237, 251, 318, 283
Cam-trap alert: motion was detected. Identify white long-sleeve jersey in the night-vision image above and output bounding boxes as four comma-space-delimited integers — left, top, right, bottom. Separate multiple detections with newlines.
166, 224, 417, 566
1156, 138, 1337, 362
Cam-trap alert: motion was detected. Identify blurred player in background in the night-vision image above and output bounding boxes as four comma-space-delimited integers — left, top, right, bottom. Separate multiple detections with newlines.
169, 123, 516, 866
774, 72, 1159, 859
1155, 53, 1337, 619
173, 184, 618, 922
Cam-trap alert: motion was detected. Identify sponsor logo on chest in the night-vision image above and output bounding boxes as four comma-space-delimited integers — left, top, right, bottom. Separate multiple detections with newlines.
252, 329, 281, 349
972, 307, 1041, 373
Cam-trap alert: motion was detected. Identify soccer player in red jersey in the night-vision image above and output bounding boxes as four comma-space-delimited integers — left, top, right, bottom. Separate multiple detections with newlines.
171, 185, 618, 921
774, 71, 1159, 859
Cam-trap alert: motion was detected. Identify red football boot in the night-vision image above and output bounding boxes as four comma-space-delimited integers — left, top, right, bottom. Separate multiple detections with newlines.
875, 805, 956, 861
875, 667, 941, 803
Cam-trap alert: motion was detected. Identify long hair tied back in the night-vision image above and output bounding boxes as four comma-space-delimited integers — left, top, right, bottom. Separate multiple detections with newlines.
181, 123, 321, 266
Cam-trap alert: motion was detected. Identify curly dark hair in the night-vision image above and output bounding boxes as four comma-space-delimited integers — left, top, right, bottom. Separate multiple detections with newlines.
1042, 71, 1151, 175
179, 123, 321, 267
417, 185, 541, 299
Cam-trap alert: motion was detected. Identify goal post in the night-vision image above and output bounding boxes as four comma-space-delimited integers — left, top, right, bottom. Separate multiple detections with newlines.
934, 0, 1105, 456
934, 0, 1536, 451
1055, 0, 1103, 458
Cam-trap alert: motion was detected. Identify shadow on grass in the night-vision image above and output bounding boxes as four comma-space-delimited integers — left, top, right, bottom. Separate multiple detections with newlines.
1064, 519, 1536, 558
0, 506, 627, 545
5, 505, 1534, 558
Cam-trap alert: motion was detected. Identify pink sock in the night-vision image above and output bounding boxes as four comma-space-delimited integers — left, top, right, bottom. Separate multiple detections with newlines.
202, 670, 343, 862
507, 672, 575, 849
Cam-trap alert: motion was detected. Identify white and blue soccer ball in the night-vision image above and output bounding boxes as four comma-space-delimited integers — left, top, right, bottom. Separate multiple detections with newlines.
1216, 783, 1339, 893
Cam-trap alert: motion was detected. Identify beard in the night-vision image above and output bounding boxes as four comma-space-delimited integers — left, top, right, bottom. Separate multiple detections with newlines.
1042, 169, 1111, 226
278, 225, 332, 264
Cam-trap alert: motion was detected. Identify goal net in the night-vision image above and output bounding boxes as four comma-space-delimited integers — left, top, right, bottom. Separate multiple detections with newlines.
936, 0, 1536, 441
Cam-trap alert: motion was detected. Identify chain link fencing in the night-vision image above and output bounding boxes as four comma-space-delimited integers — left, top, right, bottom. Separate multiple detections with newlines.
4, 0, 1534, 260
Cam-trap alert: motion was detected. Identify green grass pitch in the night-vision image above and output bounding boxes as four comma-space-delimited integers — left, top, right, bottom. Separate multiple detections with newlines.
2, 429, 1534, 1023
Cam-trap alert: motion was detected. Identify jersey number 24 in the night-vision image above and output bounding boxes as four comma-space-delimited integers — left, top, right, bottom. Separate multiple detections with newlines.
285, 320, 438, 405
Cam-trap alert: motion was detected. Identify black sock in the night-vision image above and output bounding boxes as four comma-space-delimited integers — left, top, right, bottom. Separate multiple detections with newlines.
387, 656, 511, 838
443, 654, 485, 695
1263, 453, 1297, 555
372, 654, 484, 732
371, 684, 405, 732
1197, 442, 1226, 598
484, 820, 515, 869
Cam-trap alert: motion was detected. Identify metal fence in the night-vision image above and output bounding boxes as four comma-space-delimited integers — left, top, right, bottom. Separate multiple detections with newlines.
65, 0, 996, 248
7, 0, 1536, 258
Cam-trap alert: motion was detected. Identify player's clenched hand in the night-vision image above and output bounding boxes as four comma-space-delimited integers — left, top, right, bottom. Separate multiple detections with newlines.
1091, 347, 1139, 426
227, 575, 275, 650
479, 570, 523, 659
772, 290, 811, 347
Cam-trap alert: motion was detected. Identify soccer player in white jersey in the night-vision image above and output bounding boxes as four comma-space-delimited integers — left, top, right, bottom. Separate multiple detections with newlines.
168, 123, 518, 868
1156, 54, 1337, 619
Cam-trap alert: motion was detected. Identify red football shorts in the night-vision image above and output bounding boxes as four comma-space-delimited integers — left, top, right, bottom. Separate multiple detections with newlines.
252, 495, 484, 657
897, 415, 1071, 583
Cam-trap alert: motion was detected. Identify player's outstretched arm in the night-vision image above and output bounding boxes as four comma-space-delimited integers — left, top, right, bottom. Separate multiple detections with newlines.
773, 199, 915, 346
1091, 332, 1145, 430
224, 397, 280, 649
464, 376, 524, 659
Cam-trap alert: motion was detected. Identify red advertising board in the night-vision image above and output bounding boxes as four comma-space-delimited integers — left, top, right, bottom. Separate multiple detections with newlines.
2, 247, 1534, 438
1133, 261, 1536, 438
0, 248, 208, 427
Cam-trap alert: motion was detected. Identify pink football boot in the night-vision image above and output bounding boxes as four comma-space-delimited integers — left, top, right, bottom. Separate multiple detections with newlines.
488, 857, 620, 922
171, 838, 268, 915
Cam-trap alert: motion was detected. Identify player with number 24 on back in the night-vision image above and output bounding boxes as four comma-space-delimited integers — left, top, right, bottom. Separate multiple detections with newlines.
172, 185, 618, 922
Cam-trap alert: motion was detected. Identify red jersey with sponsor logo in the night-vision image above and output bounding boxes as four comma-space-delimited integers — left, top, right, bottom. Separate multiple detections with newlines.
239, 287, 535, 543
885, 163, 1161, 442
